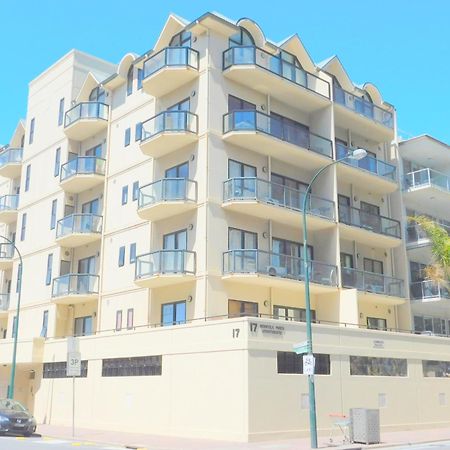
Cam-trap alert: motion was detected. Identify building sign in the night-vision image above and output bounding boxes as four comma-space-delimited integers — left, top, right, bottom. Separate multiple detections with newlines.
373, 340, 385, 349
249, 322, 285, 336
303, 354, 315, 375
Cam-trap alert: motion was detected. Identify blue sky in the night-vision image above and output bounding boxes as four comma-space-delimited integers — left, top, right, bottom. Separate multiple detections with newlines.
1, 0, 449, 144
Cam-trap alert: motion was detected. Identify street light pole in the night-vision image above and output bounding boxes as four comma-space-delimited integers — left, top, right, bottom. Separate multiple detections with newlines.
1, 235, 24, 400
302, 148, 366, 449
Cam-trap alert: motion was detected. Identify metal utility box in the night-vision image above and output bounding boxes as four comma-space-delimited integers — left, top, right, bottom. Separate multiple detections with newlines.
349, 408, 380, 444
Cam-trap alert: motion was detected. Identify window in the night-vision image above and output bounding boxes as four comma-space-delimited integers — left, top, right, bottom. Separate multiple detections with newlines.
273, 305, 316, 322
124, 128, 131, 147
163, 229, 187, 250
132, 181, 139, 201
43, 361, 88, 378
270, 111, 310, 148
16, 264, 22, 293
165, 161, 189, 178
423, 360, 450, 378
89, 86, 105, 103
340, 253, 354, 269
228, 159, 257, 178
121, 186, 128, 205
50, 199, 57, 230
135, 122, 142, 141
127, 308, 134, 329
168, 97, 190, 112
367, 317, 387, 331
169, 30, 192, 47
41, 310, 49, 338
45, 254, 53, 286
137, 68, 143, 90
29, 118, 35, 144
126, 66, 133, 96
162, 301, 186, 326
228, 95, 256, 112
129, 243, 136, 264
74, 316, 93, 337
229, 27, 254, 47
228, 299, 258, 318
277, 352, 330, 375
349, 356, 407, 376
116, 310, 122, 331
118, 246, 125, 267
273, 237, 313, 260
102, 356, 162, 377
271, 173, 308, 206
20, 213, 27, 241
228, 228, 257, 250
364, 258, 383, 274
25, 165, 31, 191
54, 148, 61, 177
12, 316, 17, 338
58, 98, 65, 126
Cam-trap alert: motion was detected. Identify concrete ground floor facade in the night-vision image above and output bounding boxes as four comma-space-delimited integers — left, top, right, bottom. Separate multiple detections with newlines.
1, 310, 450, 442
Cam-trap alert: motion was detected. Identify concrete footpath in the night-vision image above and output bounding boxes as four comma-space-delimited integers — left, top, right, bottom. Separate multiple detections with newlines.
36, 424, 450, 450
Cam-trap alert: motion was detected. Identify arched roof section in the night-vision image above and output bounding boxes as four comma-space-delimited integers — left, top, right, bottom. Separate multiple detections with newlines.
153, 14, 188, 53
236, 18, 265, 48
118, 53, 138, 79
318, 55, 354, 92
363, 82, 384, 106
76, 72, 102, 102
279, 34, 315, 73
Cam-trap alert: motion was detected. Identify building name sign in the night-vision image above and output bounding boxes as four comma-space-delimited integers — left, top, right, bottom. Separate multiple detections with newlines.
373, 340, 385, 349
250, 322, 285, 336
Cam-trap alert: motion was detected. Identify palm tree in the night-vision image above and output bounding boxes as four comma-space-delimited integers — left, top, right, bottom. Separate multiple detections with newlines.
410, 216, 450, 287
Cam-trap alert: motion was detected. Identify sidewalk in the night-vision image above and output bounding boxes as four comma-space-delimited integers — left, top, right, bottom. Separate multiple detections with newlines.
37, 424, 450, 450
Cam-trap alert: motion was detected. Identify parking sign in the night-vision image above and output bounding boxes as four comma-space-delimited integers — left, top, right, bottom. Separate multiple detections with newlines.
303, 354, 315, 375
67, 351, 81, 377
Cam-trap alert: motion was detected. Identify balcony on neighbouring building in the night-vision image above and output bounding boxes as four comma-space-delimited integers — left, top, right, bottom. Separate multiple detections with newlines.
0, 243, 14, 270
406, 223, 450, 262
0, 195, 19, 224
223, 110, 333, 170
139, 111, 198, 158
0, 294, 9, 316
64, 102, 109, 141
410, 280, 450, 303
335, 142, 397, 193
333, 85, 394, 141
56, 214, 103, 247
134, 250, 196, 288
341, 267, 405, 304
223, 46, 331, 111
142, 46, 199, 97
137, 178, 197, 221
338, 204, 401, 247
51, 274, 99, 305
403, 168, 450, 204
0, 148, 22, 178
222, 249, 338, 293
223, 177, 335, 229
60, 156, 106, 193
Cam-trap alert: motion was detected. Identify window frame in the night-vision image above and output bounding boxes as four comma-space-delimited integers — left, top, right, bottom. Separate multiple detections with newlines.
54, 148, 61, 177
118, 246, 126, 267
45, 253, 53, 286
121, 186, 129, 205
25, 164, 31, 191
58, 98, 65, 126
50, 199, 57, 230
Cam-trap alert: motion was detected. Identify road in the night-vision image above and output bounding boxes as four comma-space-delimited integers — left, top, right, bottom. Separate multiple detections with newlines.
385, 443, 450, 450
0, 435, 124, 450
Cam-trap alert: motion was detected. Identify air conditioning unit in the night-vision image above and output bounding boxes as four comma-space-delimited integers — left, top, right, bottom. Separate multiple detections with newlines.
267, 265, 288, 277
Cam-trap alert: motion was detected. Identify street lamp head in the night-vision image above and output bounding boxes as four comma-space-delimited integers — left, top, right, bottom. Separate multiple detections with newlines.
348, 148, 367, 160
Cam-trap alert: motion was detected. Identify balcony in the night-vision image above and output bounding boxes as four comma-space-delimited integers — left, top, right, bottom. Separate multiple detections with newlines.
338, 205, 401, 248
0, 294, 9, 316
0, 195, 19, 224
64, 102, 109, 141
333, 86, 394, 141
0, 148, 22, 178
223, 46, 330, 112
341, 267, 405, 304
56, 214, 102, 247
135, 250, 196, 288
137, 178, 197, 221
223, 178, 335, 230
336, 143, 398, 193
410, 280, 450, 303
223, 249, 338, 293
60, 157, 106, 193
142, 46, 199, 97
403, 169, 450, 204
51, 274, 99, 305
0, 243, 14, 270
139, 111, 198, 158
223, 110, 333, 170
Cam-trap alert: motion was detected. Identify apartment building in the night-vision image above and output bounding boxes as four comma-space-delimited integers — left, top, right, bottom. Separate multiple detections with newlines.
400, 135, 450, 334
0, 11, 449, 441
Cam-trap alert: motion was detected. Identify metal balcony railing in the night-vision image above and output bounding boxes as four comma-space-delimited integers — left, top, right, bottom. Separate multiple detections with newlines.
56, 214, 103, 238
341, 267, 404, 297
0, 242, 14, 260
135, 250, 196, 279
52, 274, 99, 298
223, 110, 333, 158
223, 177, 335, 221
223, 46, 331, 99
410, 280, 450, 301
143, 46, 199, 79
0, 148, 22, 168
333, 85, 394, 128
336, 142, 396, 181
141, 111, 198, 142
406, 222, 450, 246
338, 204, 401, 238
64, 102, 108, 127
223, 249, 338, 286
0, 294, 10, 311
0, 195, 19, 212
138, 178, 197, 209
404, 168, 450, 193
60, 157, 106, 182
